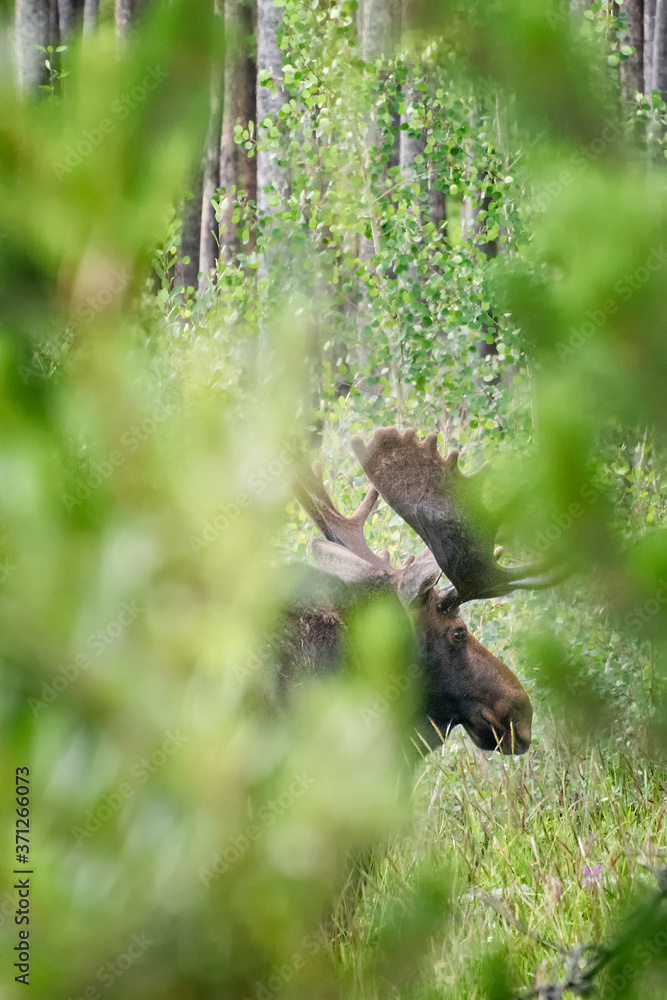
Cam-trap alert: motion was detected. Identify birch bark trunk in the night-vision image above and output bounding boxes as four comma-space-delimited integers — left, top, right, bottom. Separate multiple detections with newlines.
15, 0, 58, 92
256, 0, 288, 215
83, 0, 98, 35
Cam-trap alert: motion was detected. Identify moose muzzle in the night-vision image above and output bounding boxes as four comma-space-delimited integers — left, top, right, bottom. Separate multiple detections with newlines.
465, 685, 533, 755
461, 644, 533, 755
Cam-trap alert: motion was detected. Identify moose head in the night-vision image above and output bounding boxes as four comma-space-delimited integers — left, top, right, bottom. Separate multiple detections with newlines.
295, 427, 566, 756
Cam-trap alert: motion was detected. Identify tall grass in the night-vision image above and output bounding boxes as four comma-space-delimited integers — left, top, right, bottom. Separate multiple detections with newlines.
329, 708, 666, 998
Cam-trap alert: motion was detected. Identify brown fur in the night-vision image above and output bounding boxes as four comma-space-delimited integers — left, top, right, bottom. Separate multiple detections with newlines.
274, 574, 532, 755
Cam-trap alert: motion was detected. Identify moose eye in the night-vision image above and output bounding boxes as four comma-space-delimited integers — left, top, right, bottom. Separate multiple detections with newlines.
451, 626, 467, 644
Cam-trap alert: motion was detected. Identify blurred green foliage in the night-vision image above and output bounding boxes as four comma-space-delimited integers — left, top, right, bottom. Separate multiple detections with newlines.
0, 0, 665, 998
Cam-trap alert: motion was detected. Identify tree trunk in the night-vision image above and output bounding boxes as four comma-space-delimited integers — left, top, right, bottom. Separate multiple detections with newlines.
399, 82, 423, 179
399, 78, 446, 234
83, 0, 99, 34
219, 0, 256, 265
198, 1, 224, 292
357, 0, 398, 285
15, 0, 59, 92
471, 187, 498, 261
175, 170, 205, 297
427, 172, 446, 234
57, 0, 84, 38
399, 96, 422, 281
256, 0, 288, 216
240, 3, 257, 208
645, 0, 656, 92
357, 0, 397, 60
651, 0, 667, 101
115, 0, 136, 38
463, 108, 497, 260
619, 0, 644, 102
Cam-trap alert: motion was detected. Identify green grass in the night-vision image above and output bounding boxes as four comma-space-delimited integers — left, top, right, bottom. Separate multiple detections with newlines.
317, 583, 667, 1000
328, 719, 665, 998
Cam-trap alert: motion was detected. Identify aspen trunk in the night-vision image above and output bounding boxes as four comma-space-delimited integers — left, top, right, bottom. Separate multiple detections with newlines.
219, 0, 256, 265
15, 0, 59, 92
619, 0, 644, 102
256, 0, 287, 214
651, 0, 667, 101
175, 170, 204, 297
57, 0, 85, 38
399, 77, 446, 234
356, 0, 398, 286
83, 0, 99, 34
198, 1, 224, 291
115, 0, 135, 38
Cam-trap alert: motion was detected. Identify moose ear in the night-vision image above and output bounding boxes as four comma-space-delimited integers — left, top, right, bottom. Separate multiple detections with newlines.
396, 549, 442, 607
311, 539, 390, 585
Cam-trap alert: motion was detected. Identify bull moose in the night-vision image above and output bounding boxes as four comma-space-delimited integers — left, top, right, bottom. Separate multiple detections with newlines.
283, 427, 565, 756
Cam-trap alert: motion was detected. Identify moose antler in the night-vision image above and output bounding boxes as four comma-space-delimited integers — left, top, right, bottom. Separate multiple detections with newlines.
294, 460, 442, 600
351, 427, 567, 603
293, 461, 389, 571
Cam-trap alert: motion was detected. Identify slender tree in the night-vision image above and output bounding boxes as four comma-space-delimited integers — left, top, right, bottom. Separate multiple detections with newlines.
198, 0, 224, 290
357, 0, 398, 271
398, 3, 446, 235
15, 0, 59, 92
57, 0, 84, 38
175, 175, 204, 296
619, 0, 644, 102
83, 0, 98, 34
399, 84, 423, 178
644, 0, 667, 150
239, 2, 257, 209
115, 0, 136, 38
398, 0, 421, 189
357, 0, 396, 60
399, 78, 446, 235
256, 0, 287, 216
649, 0, 667, 101
219, 0, 257, 265
645, 0, 655, 93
